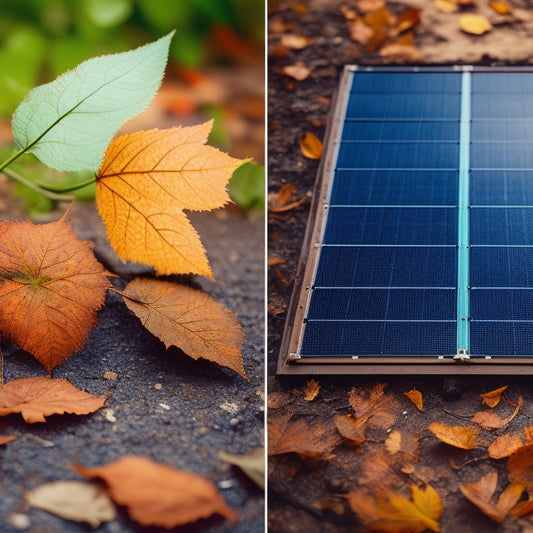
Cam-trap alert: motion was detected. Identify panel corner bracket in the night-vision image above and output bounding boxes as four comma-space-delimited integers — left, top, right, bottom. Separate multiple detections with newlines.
454, 349, 470, 361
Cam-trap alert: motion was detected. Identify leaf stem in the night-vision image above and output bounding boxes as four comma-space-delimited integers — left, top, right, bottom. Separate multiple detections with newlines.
1, 168, 75, 201
0, 146, 26, 173
110, 287, 144, 304
36, 175, 97, 193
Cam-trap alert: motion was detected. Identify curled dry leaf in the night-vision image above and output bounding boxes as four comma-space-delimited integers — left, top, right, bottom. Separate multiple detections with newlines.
25, 481, 116, 527
304, 379, 320, 401
480, 385, 508, 408
281, 62, 312, 81
334, 414, 365, 447
472, 395, 522, 430
347, 484, 442, 533
122, 278, 246, 379
73, 456, 238, 528
428, 422, 482, 450
219, 448, 265, 489
96, 122, 247, 278
459, 14, 492, 35
0, 377, 106, 423
0, 217, 110, 372
459, 472, 524, 523
268, 183, 307, 213
268, 411, 342, 459
299, 131, 323, 160
403, 388, 423, 411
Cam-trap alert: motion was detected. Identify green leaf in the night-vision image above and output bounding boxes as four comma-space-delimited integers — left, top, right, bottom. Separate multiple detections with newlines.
12, 31, 174, 172
228, 162, 265, 211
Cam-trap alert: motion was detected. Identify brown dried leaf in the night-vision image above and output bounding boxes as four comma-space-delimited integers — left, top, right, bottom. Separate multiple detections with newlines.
403, 388, 423, 411
385, 429, 419, 460
356, 0, 386, 12
472, 395, 522, 430
0, 217, 110, 372
480, 385, 508, 408
268, 184, 307, 213
489, 1, 512, 15
268, 412, 342, 459
334, 414, 365, 446
510, 498, 533, 518
380, 33, 421, 62
347, 484, 442, 533
364, 7, 395, 50
0, 377, 106, 423
394, 7, 421, 34
347, 16, 374, 45
460, 472, 524, 523
280, 34, 315, 49
299, 131, 323, 160
348, 383, 398, 430
267, 391, 296, 410
122, 278, 246, 379
281, 62, 312, 81
73, 456, 238, 527
508, 443, 533, 490
488, 433, 525, 460
459, 14, 492, 35
428, 422, 482, 450
0, 435, 15, 445
303, 379, 320, 401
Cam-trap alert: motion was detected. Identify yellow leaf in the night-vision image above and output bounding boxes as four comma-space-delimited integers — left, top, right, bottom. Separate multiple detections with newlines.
434, 0, 459, 12
489, 1, 512, 14
347, 484, 442, 532
428, 422, 481, 449
303, 379, 320, 401
299, 131, 323, 159
459, 14, 492, 35
480, 385, 508, 408
403, 388, 423, 411
96, 122, 247, 277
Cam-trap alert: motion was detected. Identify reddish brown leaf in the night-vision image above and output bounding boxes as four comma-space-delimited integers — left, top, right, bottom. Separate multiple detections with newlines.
122, 278, 246, 379
508, 443, 533, 490
488, 433, 524, 460
268, 412, 342, 459
380, 33, 421, 62
472, 395, 522, 430
0, 377, 106, 423
96, 123, 247, 278
299, 131, 323, 160
73, 456, 238, 527
394, 7, 421, 34
403, 388, 423, 411
268, 184, 307, 213
364, 7, 395, 51
347, 484, 442, 533
460, 472, 524, 523
0, 217, 110, 371
303, 379, 320, 401
480, 385, 508, 408
510, 498, 533, 518
348, 383, 398, 430
385, 429, 419, 460
428, 422, 482, 450
334, 414, 365, 446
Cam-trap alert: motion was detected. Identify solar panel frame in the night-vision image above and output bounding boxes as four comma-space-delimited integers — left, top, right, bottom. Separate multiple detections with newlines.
277, 65, 533, 375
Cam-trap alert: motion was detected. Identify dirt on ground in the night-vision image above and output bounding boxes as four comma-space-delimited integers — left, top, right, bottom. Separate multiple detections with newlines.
268, 1, 533, 532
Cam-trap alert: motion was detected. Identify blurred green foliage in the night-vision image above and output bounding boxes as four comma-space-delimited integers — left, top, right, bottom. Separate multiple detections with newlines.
228, 162, 265, 212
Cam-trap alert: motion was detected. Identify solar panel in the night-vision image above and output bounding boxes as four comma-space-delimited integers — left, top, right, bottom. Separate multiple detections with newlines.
278, 66, 533, 374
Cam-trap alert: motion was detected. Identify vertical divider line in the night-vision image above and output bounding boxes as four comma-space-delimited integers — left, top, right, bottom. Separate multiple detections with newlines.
457, 71, 471, 354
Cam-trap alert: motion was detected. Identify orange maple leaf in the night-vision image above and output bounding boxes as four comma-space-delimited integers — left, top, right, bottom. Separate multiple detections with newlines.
0, 217, 110, 371
73, 456, 238, 528
0, 377, 106, 423
96, 122, 247, 278
121, 278, 246, 379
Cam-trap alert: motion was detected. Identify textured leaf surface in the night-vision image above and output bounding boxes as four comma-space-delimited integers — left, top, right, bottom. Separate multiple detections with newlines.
26, 481, 116, 527
0, 218, 110, 371
12, 33, 172, 171
428, 422, 482, 450
96, 122, 246, 276
73, 456, 239, 527
122, 278, 246, 378
0, 377, 106, 423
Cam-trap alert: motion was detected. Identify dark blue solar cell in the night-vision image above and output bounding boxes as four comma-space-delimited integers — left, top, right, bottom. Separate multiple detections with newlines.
336, 142, 458, 169
470, 322, 533, 356
470, 247, 533, 287
300, 320, 456, 356
470, 171, 533, 206
472, 94, 533, 118
351, 72, 461, 93
323, 207, 457, 245
471, 120, 533, 141
345, 94, 460, 119
330, 170, 458, 206
341, 120, 459, 141
470, 208, 533, 245
313, 246, 457, 287
471, 289, 533, 320
472, 73, 533, 93
306, 288, 456, 320
471, 142, 533, 169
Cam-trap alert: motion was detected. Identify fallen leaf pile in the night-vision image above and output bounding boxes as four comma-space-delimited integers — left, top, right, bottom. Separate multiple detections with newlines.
268, 382, 533, 529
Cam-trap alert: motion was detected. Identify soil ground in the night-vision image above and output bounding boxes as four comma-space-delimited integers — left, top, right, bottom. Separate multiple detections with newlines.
268, 1, 533, 532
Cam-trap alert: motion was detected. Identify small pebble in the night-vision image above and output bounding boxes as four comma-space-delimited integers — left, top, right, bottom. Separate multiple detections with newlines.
219, 479, 234, 489
103, 371, 117, 380
220, 401, 239, 415
105, 409, 116, 423
230, 417, 239, 425
7, 513, 30, 530
159, 403, 171, 411
154, 383, 163, 390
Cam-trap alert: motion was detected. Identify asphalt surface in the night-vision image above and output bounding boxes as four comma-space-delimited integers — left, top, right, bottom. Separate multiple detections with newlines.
0, 201, 265, 533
